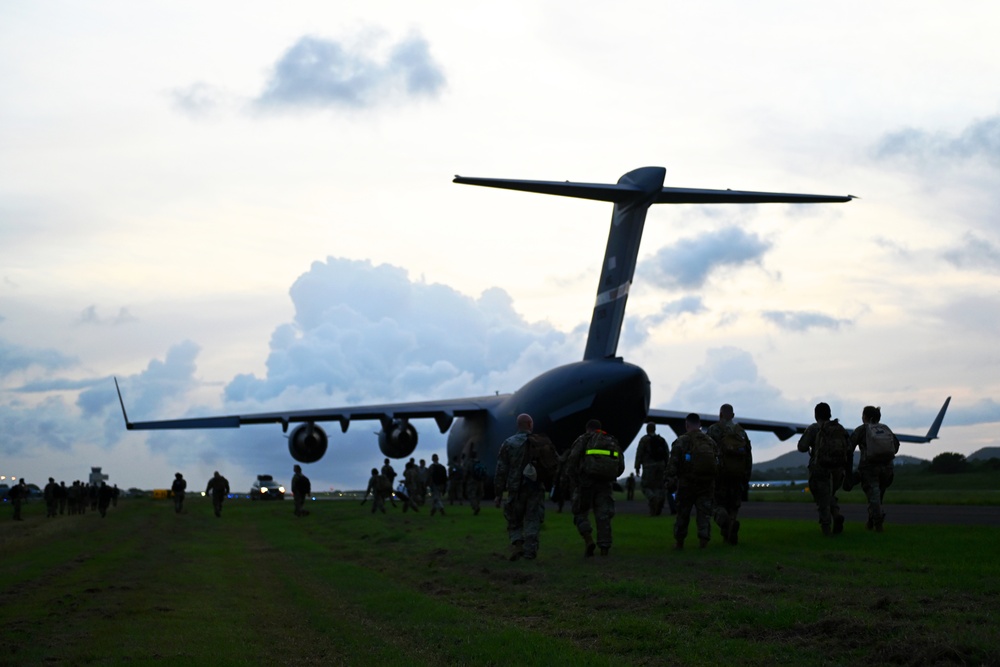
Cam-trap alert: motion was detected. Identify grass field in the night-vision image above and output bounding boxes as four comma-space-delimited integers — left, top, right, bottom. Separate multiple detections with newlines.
1, 497, 997, 666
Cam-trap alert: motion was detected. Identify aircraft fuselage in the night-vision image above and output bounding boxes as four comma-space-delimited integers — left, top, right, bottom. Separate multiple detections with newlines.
445, 357, 650, 479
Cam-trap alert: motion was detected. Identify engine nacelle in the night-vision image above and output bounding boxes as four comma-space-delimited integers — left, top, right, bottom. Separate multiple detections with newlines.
378, 419, 418, 459
288, 423, 329, 463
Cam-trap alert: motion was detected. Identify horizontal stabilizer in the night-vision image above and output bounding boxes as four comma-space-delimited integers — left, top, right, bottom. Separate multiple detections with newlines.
454, 175, 854, 205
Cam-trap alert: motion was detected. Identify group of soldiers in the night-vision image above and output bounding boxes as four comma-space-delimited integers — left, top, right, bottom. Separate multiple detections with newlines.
6, 478, 120, 521
362, 449, 488, 516
494, 400, 900, 560
169, 467, 312, 518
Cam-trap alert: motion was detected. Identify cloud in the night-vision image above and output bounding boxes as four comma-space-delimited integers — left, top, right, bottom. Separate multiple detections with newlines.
78, 305, 138, 326
667, 346, 792, 419
622, 296, 706, 349
170, 82, 231, 118
253, 32, 446, 111
940, 232, 1000, 273
643, 226, 771, 290
0, 338, 77, 378
224, 257, 567, 404
762, 310, 851, 332
872, 114, 1000, 169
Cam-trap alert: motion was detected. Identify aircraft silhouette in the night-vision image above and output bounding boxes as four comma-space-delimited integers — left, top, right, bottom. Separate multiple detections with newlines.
116, 167, 949, 488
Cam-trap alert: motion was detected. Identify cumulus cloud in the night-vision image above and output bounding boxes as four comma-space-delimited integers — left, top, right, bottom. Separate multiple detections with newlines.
643, 226, 771, 290
762, 310, 851, 332
667, 346, 792, 418
253, 32, 446, 111
873, 115, 1000, 168
224, 257, 567, 404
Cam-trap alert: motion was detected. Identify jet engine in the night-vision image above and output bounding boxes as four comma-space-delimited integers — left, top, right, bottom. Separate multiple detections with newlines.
288, 423, 329, 463
378, 419, 418, 459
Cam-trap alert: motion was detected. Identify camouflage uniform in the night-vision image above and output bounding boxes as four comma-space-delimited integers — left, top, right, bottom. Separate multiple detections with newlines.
291, 468, 311, 517
798, 421, 849, 534
634, 433, 669, 516
363, 473, 387, 514
495, 429, 545, 559
428, 457, 448, 516
462, 445, 485, 515
566, 430, 624, 555
205, 472, 230, 518
849, 424, 899, 531
171, 474, 187, 514
667, 431, 719, 546
44, 478, 59, 518
706, 419, 752, 544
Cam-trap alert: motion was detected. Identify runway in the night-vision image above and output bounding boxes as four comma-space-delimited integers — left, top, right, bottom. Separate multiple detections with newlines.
617, 499, 1000, 526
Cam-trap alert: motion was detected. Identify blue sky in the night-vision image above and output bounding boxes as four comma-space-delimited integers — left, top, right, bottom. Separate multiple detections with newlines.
2, 2, 999, 492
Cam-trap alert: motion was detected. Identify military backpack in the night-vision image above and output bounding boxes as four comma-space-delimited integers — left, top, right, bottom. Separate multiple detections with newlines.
686, 431, 718, 480
524, 433, 560, 487
646, 434, 668, 462
864, 422, 896, 464
814, 420, 849, 469
581, 432, 624, 482
430, 462, 448, 486
718, 423, 749, 477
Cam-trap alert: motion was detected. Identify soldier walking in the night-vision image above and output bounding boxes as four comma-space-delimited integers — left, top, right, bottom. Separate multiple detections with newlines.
44, 477, 59, 518
291, 464, 311, 517
667, 414, 719, 549
849, 406, 900, 532
428, 454, 448, 517
494, 414, 546, 561
634, 422, 670, 516
798, 402, 850, 536
171, 473, 187, 514
205, 471, 230, 518
567, 419, 625, 557
707, 404, 752, 545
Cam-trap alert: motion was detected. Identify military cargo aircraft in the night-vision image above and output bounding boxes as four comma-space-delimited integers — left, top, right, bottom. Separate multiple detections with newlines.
116, 167, 949, 490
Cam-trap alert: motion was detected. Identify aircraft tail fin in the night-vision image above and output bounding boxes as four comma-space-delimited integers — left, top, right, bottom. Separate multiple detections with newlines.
455, 167, 853, 361
897, 396, 951, 443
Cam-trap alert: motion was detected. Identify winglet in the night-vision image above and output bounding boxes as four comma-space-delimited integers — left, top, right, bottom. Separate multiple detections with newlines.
924, 396, 951, 441
114, 377, 132, 429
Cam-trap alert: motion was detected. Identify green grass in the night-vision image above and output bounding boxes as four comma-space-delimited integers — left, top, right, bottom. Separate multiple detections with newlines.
1, 497, 997, 666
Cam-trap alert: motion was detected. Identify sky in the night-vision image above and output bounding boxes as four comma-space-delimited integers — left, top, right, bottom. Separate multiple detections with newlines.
2, 2, 999, 493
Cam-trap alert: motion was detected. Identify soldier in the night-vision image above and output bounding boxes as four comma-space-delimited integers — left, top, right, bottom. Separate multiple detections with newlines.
447, 461, 464, 505
797, 402, 850, 536
399, 462, 421, 513
634, 422, 670, 516
667, 413, 719, 549
112, 484, 120, 507
494, 413, 545, 561
291, 464, 311, 517
57, 481, 68, 515
428, 454, 448, 517
362, 468, 389, 514
566, 419, 625, 557
97, 482, 113, 518
462, 441, 485, 515
171, 473, 187, 514
205, 471, 230, 518
706, 404, 753, 545
380, 458, 398, 507
625, 473, 636, 501
9, 479, 26, 521
849, 406, 900, 532
415, 459, 430, 506
44, 477, 59, 518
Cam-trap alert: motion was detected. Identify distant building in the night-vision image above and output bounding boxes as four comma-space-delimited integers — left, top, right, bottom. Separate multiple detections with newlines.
89, 467, 109, 486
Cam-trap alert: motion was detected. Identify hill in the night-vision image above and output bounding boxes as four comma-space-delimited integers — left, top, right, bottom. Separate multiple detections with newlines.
753, 450, 927, 473
968, 447, 1000, 461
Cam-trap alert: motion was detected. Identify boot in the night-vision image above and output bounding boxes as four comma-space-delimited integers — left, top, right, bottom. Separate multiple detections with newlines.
833, 515, 845, 535
584, 534, 596, 558
821, 523, 832, 536
729, 520, 740, 546
509, 540, 524, 561
599, 547, 610, 557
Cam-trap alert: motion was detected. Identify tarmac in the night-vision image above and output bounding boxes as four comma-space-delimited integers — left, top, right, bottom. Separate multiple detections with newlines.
617, 499, 1000, 526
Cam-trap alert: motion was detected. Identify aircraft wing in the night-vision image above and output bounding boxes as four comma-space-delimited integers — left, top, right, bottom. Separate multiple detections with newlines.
115, 379, 495, 435
648, 397, 950, 444
453, 175, 854, 205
